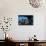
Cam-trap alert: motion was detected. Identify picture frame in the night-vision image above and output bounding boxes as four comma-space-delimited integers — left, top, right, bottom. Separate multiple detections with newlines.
18, 15, 33, 25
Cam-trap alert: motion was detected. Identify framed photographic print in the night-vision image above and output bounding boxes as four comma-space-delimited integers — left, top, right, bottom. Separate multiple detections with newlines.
18, 15, 33, 25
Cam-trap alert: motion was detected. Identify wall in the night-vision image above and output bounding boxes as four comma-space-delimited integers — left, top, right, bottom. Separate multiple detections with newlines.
0, 0, 46, 40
